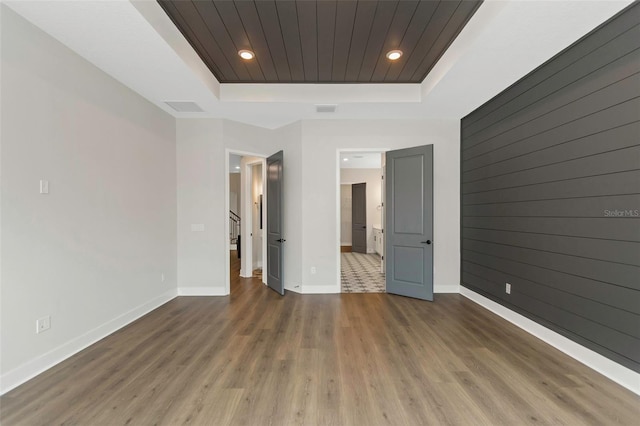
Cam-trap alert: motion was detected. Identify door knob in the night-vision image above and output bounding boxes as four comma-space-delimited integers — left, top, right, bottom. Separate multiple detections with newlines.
277, 238, 286, 243
362, 226, 366, 229
421, 240, 432, 245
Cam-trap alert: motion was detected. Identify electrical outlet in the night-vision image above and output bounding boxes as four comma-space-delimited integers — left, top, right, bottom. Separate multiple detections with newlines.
36, 316, 51, 334
310, 267, 316, 274
161, 273, 165, 282
505, 283, 511, 294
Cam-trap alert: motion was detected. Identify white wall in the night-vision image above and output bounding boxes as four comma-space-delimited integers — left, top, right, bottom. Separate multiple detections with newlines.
0, 7, 177, 392
340, 184, 352, 245
229, 173, 240, 215
251, 163, 263, 268
340, 168, 383, 253
299, 119, 460, 294
176, 118, 224, 294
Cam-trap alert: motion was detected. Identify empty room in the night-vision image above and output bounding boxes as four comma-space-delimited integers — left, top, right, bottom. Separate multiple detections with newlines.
1, 0, 638, 424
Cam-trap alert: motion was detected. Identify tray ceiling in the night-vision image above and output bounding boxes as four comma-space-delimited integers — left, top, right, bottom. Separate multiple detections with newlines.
157, 0, 483, 84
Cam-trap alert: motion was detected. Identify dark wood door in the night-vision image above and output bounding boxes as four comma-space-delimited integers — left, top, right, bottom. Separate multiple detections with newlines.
385, 145, 434, 301
266, 151, 284, 295
351, 183, 367, 254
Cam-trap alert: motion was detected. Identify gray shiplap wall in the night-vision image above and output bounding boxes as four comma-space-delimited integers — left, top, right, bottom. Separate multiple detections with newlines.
460, 3, 640, 372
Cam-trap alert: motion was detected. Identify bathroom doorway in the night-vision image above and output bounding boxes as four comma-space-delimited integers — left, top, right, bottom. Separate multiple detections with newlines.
338, 151, 385, 293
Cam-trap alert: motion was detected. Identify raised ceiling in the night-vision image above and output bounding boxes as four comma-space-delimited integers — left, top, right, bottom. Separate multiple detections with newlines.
157, 0, 483, 83
6, 0, 632, 127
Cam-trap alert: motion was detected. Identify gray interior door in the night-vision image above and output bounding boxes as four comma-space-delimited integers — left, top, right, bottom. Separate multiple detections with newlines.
385, 145, 434, 301
267, 151, 284, 295
351, 183, 367, 253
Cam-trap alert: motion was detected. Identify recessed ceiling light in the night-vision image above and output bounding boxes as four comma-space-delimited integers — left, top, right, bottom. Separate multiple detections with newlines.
386, 50, 403, 61
235, 166, 240, 169
238, 50, 254, 60
343, 158, 348, 162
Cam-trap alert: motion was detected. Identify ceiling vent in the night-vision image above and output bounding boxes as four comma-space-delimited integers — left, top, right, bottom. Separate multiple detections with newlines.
164, 101, 204, 113
316, 104, 337, 113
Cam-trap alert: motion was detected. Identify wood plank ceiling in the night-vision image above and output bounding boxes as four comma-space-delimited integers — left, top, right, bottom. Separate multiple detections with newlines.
158, 0, 483, 83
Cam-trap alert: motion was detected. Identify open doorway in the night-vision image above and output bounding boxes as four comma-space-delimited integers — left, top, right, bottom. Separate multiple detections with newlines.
226, 152, 267, 294
338, 151, 385, 293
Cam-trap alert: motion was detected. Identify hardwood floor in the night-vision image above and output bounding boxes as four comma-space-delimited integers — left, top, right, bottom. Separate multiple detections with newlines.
1, 252, 638, 425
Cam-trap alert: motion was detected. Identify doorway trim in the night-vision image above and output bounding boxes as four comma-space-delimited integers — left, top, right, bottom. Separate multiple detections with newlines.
225, 149, 267, 295
335, 148, 389, 293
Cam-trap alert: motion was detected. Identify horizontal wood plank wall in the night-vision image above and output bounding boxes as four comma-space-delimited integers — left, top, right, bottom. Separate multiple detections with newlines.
460, 3, 640, 373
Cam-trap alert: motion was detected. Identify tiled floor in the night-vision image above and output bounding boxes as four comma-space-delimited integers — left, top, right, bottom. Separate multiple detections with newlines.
341, 252, 385, 293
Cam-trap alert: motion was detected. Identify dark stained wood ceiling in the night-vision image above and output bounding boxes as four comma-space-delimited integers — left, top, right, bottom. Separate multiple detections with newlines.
158, 0, 483, 83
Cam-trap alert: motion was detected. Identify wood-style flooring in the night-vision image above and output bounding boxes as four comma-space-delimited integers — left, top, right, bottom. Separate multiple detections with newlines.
1, 251, 638, 425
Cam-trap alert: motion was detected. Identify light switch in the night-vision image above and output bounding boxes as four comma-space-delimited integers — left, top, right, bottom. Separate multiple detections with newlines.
39, 180, 49, 194
191, 224, 205, 232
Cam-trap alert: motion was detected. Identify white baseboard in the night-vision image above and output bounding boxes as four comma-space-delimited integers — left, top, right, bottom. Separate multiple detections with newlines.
284, 281, 302, 293
303, 284, 458, 294
460, 287, 640, 396
302, 285, 340, 294
177, 287, 227, 296
435, 284, 459, 293
285, 284, 302, 294
0, 289, 177, 395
